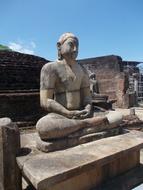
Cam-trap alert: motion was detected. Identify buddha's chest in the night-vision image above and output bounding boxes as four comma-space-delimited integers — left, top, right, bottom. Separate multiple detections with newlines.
55, 65, 83, 92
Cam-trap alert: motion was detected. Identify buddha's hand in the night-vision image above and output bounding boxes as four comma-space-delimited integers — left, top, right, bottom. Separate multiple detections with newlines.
66, 110, 88, 119
79, 104, 92, 119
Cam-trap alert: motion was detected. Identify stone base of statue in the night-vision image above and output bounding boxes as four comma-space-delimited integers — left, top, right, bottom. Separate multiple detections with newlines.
36, 126, 121, 152
20, 125, 121, 153
17, 130, 143, 190
35, 111, 123, 152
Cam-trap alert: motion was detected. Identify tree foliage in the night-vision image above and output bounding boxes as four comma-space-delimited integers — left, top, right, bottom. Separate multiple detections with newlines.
0, 44, 12, 51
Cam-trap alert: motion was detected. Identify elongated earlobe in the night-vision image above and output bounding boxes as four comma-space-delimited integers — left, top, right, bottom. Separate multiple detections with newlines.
57, 42, 61, 50
57, 42, 62, 60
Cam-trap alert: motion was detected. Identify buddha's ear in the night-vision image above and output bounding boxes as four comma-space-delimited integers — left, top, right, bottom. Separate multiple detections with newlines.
57, 42, 61, 50
57, 42, 62, 60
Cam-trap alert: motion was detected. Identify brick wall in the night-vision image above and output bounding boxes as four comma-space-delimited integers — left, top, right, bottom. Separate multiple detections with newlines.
79, 55, 133, 108
0, 51, 48, 125
0, 51, 48, 91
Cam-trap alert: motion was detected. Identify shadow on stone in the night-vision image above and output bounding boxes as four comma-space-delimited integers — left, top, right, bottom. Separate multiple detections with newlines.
23, 185, 36, 190
93, 164, 143, 190
19, 147, 31, 156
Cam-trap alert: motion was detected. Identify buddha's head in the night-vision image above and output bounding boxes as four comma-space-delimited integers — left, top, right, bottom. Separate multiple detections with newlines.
57, 32, 79, 61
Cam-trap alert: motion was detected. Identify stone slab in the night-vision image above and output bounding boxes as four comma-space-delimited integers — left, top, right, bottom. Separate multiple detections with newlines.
17, 131, 143, 190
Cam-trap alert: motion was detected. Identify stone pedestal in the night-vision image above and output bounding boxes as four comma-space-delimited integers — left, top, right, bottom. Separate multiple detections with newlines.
17, 130, 143, 190
0, 118, 21, 190
20, 127, 121, 153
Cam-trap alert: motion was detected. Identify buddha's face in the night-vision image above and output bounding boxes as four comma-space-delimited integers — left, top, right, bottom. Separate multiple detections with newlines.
60, 37, 79, 60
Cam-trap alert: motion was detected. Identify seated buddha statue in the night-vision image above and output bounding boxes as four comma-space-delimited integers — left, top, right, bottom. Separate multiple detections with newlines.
36, 32, 122, 141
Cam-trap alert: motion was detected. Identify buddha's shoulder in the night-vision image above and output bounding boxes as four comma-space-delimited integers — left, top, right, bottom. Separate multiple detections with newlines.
41, 61, 59, 73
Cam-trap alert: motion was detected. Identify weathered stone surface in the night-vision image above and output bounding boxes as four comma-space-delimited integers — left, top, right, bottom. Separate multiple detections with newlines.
0, 117, 21, 190
21, 126, 121, 152
36, 127, 121, 152
17, 131, 143, 190
121, 114, 143, 129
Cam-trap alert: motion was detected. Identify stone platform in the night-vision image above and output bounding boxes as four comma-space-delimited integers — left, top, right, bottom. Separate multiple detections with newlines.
17, 130, 143, 190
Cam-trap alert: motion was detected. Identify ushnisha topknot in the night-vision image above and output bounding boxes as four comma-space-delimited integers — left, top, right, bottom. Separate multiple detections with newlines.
58, 32, 78, 45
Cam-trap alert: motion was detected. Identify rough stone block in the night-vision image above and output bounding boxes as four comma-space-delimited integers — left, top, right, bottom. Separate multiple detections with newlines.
0, 117, 21, 190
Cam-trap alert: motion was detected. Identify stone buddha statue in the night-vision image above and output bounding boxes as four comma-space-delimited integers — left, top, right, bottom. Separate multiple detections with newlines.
89, 73, 99, 95
36, 32, 122, 142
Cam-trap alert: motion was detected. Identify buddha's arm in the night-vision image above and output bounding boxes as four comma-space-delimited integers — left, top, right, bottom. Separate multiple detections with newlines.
40, 89, 86, 119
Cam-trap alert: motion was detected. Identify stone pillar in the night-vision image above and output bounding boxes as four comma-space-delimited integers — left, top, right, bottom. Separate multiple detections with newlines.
0, 118, 21, 190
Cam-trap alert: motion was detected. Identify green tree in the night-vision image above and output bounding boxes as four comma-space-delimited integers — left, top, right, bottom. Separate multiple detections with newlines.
0, 44, 12, 51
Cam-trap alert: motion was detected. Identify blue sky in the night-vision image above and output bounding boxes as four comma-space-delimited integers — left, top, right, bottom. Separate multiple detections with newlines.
0, 0, 143, 62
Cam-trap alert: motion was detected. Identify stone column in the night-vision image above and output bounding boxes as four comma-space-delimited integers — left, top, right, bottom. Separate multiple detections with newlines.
0, 118, 21, 190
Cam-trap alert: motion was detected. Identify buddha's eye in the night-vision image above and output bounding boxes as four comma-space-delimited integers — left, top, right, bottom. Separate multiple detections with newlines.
68, 42, 74, 48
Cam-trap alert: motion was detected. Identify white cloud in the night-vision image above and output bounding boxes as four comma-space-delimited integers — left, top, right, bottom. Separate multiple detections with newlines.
8, 41, 36, 55
30, 41, 36, 48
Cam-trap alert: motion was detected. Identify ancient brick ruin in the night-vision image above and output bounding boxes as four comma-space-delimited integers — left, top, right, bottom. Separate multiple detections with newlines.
0, 50, 49, 126
79, 55, 136, 108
